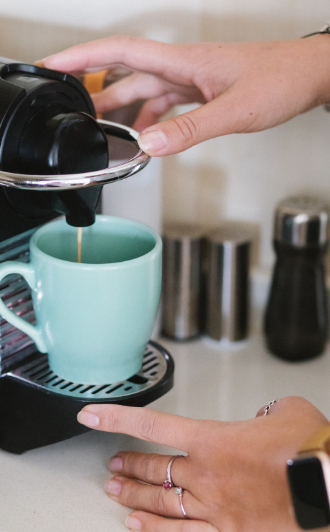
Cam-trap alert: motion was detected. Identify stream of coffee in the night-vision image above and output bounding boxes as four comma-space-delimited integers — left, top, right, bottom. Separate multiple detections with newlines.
77, 227, 83, 263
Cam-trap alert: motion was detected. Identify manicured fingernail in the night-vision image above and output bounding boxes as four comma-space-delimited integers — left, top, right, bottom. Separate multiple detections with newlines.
109, 456, 123, 472
125, 516, 142, 530
105, 478, 122, 496
77, 410, 100, 427
138, 130, 167, 154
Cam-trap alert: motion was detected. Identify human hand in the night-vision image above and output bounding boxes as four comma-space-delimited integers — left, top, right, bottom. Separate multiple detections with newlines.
77, 396, 329, 532
39, 35, 330, 156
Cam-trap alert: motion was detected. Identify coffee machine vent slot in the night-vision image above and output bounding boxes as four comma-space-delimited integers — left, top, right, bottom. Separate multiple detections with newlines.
0, 228, 40, 374
0, 228, 36, 264
0, 229, 44, 374
6, 342, 168, 400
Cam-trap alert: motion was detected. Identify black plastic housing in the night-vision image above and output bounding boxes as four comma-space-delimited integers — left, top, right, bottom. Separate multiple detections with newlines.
0, 59, 109, 227
0, 62, 94, 163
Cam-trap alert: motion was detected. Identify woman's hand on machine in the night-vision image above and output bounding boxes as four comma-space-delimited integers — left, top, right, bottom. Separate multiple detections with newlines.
77, 397, 329, 532
39, 35, 330, 157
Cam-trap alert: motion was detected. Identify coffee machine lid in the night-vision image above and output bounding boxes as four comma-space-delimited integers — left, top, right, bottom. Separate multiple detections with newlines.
0, 61, 150, 190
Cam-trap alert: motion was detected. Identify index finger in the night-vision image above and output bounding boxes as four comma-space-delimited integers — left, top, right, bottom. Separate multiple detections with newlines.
77, 404, 200, 452
41, 36, 188, 81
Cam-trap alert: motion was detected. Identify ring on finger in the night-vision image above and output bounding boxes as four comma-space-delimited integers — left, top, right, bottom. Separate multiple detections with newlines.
264, 399, 279, 415
163, 455, 185, 490
174, 487, 187, 518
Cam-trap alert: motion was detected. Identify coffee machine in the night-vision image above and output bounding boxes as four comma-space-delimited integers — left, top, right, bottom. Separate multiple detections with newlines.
0, 58, 174, 454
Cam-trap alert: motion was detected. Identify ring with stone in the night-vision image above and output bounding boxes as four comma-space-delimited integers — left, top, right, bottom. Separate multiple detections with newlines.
163, 455, 185, 490
174, 487, 187, 517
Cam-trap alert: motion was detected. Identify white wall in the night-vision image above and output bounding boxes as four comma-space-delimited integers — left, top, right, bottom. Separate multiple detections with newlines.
0, 1, 330, 268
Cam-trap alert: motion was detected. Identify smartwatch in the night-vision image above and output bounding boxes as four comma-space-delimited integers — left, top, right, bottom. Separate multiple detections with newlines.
287, 425, 330, 530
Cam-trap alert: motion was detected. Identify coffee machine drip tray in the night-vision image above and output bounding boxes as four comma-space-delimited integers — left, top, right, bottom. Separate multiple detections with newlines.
0, 340, 174, 455
8, 342, 171, 400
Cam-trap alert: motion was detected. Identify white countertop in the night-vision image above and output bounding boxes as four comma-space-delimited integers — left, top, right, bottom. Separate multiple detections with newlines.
2, 332, 330, 532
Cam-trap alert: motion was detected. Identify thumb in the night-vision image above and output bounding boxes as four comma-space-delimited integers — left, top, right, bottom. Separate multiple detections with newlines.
137, 93, 246, 156
137, 113, 201, 156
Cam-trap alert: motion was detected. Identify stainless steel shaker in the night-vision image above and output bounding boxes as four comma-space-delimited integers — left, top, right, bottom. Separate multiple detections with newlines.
204, 225, 251, 342
161, 225, 204, 340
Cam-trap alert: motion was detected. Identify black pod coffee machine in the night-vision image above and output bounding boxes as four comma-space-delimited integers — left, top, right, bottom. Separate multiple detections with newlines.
0, 58, 174, 453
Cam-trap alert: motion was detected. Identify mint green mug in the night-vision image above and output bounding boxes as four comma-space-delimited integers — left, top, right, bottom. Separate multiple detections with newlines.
0, 215, 162, 384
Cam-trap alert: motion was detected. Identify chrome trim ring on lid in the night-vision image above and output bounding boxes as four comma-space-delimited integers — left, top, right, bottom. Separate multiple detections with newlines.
0, 120, 150, 190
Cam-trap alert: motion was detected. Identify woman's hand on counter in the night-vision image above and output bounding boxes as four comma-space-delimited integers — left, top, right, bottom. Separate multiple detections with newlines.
77, 396, 329, 532
39, 35, 330, 157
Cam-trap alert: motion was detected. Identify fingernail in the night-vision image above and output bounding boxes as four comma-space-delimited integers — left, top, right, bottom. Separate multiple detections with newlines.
109, 456, 123, 472
125, 516, 142, 530
77, 410, 100, 427
138, 130, 167, 154
105, 478, 122, 496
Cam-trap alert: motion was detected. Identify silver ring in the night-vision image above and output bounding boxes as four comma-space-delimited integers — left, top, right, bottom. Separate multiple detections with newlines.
163, 455, 184, 490
264, 399, 279, 416
0, 120, 150, 190
174, 487, 187, 517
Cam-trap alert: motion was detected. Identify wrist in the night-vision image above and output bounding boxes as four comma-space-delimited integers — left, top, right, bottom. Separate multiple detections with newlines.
301, 34, 330, 105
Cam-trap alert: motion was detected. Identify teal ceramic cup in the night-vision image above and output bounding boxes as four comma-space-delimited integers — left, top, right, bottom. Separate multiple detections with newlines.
0, 215, 162, 384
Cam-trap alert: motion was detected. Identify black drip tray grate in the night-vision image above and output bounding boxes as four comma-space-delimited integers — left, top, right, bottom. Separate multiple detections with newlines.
7, 342, 168, 399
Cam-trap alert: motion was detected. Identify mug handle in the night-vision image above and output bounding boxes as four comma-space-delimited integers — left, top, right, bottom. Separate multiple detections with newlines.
0, 261, 47, 353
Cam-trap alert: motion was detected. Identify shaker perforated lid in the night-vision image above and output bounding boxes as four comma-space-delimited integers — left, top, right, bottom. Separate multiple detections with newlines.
274, 196, 329, 247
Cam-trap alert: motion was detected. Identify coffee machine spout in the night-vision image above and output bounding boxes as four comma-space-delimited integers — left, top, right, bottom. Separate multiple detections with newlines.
55, 187, 103, 227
